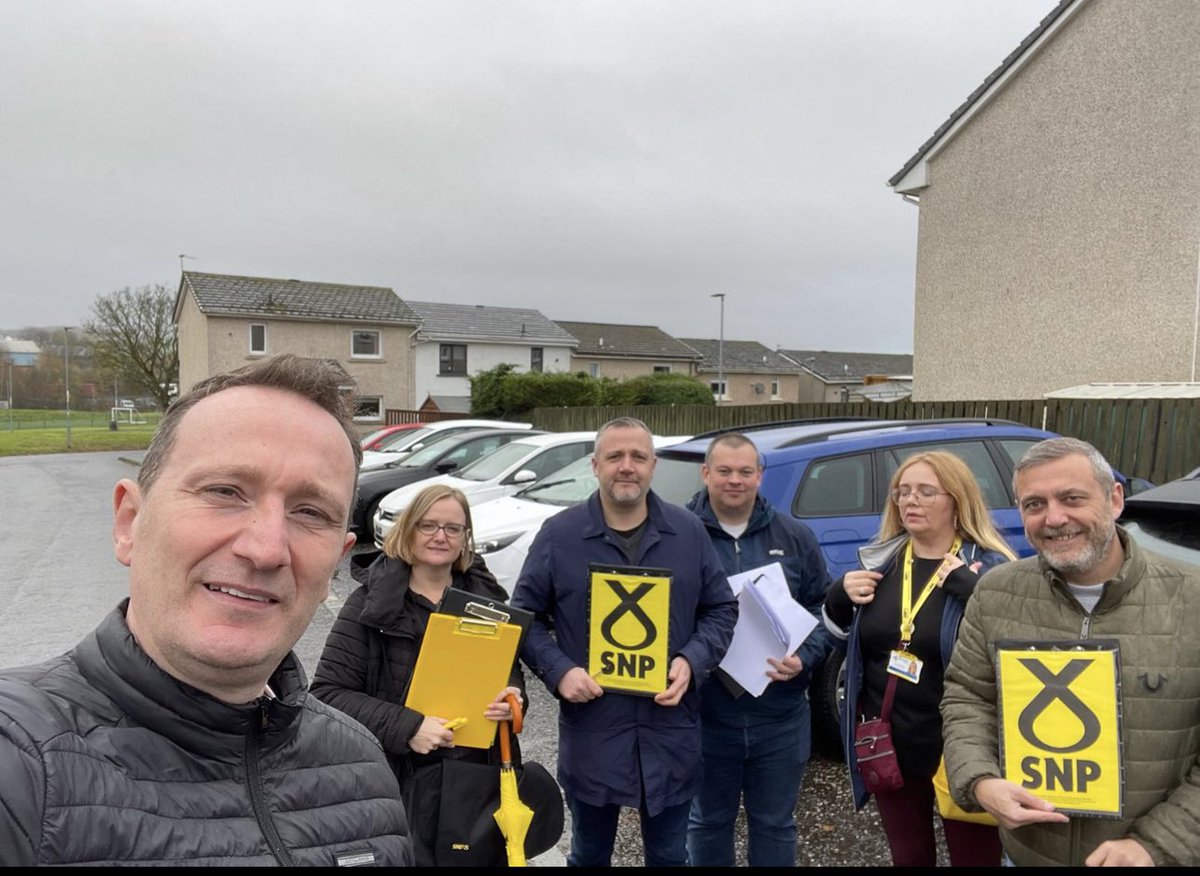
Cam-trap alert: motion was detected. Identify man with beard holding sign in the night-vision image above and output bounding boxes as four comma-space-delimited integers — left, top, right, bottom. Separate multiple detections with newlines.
942, 438, 1200, 867
512, 417, 737, 867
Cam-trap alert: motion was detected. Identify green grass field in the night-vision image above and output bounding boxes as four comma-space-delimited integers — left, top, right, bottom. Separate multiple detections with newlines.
0, 410, 161, 457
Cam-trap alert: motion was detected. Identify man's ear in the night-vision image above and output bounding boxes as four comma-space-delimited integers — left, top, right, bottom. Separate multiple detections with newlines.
1110, 480, 1125, 521
113, 478, 141, 568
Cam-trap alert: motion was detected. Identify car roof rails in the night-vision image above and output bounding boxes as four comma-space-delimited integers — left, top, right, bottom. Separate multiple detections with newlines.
685, 417, 882, 443
776, 417, 1027, 448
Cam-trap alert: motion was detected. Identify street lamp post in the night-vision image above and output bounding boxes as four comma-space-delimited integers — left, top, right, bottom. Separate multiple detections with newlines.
64, 326, 72, 449
710, 293, 725, 404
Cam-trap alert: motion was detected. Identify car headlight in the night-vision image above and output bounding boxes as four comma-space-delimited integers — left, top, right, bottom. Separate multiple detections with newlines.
476, 532, 524, 555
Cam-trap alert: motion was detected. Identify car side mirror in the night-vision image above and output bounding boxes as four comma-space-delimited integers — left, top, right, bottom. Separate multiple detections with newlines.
511, 469, 537, 484
434, 461, 459, 473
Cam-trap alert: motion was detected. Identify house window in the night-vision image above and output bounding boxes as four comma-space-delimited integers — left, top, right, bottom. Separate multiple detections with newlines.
352, 330, 381, 358
710, 379, 728, 401
589, 363, 599, 378
440, 344, 467, 375
653, 365, 671, 374
771, 378, 781, 399
530, 347, 544, 373
352, 396, 383, 422
249, 323, 266, 355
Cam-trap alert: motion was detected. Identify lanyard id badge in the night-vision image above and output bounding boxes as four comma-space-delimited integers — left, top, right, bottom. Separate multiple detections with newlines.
887, 649, 923, 683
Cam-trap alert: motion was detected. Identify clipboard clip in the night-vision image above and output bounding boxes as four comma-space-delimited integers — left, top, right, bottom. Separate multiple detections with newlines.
460, 600, 512, 625
454, 617, 502, 638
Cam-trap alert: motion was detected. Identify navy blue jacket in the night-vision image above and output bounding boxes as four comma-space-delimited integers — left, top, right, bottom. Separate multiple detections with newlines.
511, 490, 737, 816
686, 491, 835, 724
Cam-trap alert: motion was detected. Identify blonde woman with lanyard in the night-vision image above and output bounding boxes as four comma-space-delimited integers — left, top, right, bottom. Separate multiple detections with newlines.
823, 451, 1015, 867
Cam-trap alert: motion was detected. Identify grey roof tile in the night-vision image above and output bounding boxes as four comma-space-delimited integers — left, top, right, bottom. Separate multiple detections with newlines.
181, 272, 419, 324
781, 349, 913, 383
407, 301, 577, 344
678, 338, 804, 375
553, 321, 702, 360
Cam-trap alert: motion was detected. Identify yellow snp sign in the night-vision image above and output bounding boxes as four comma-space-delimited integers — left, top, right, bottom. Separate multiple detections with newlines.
996, 639, 1124, 818
587, 564, 672, 696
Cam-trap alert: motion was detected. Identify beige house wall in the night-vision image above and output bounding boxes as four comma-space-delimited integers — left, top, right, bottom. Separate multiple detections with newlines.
175, 292, 210, 395
184, 314, 416, 416
911, 0, 1200, 400
713, 373, 800, 405
570, 356, 697, 379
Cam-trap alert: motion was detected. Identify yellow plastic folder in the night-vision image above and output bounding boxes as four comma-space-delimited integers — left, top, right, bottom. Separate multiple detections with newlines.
405, 613, 522, 750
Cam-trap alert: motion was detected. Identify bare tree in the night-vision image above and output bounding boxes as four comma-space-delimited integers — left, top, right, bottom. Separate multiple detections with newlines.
85, 284, 179, 410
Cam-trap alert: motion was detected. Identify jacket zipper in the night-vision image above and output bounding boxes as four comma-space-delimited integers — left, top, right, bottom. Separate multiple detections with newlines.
1072, 594, 1092, 863
246, 700, 295, 867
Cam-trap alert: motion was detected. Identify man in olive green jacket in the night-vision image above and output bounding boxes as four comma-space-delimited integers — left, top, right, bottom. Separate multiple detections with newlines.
942, 437, 1200, 867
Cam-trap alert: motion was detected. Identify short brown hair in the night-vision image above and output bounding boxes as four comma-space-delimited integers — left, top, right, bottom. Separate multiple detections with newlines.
382, 483, 475, 573
137, 355, 362, 502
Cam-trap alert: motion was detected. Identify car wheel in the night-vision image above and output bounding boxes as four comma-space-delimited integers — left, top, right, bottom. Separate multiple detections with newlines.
810, 648, 846, 759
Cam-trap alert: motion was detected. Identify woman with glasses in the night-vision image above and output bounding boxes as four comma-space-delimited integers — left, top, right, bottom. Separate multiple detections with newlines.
822, 451, 1015, 867
310, 483, 525, 864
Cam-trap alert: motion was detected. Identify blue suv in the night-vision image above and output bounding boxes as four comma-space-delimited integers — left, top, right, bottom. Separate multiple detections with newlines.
651, 416, 1066, 753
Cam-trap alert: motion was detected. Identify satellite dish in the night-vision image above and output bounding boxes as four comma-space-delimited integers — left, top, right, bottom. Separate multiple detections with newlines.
753, 383, 765, 394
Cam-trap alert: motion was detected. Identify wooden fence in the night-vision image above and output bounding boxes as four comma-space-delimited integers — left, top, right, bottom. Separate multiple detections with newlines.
384, 409, 470, 425
527, 397, 1200, 484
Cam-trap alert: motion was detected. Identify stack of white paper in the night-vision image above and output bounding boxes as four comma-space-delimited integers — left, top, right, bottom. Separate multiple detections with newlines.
718, 562, 819, 697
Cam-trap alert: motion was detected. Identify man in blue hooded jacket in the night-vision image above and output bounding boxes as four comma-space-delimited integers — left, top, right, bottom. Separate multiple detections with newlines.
686, 432, 835, 866
512, 417, 737, 867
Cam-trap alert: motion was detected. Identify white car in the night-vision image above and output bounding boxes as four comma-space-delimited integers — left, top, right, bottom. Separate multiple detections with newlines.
372, 431, 597, 547
359, 419, 533, 472
471, 435, 691, 590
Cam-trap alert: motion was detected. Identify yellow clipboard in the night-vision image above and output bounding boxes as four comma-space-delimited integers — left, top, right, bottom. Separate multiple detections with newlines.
404, 612, 521, 750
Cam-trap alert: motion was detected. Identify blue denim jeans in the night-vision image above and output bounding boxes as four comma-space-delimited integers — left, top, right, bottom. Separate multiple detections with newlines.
686, 708, 810, 867
566, 795, 691, 867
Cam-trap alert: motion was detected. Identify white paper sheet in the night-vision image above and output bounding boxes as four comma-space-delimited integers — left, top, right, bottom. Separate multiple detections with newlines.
717, 562, 820, 697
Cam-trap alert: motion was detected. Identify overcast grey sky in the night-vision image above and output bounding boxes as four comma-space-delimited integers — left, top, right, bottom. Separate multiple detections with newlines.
1, 0, 1057, 353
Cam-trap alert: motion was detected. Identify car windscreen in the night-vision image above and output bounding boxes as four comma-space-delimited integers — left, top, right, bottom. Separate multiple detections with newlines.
515, 455, 595, 505
378, 426, 433, 452
457, 441, 536, 481
397, 436, 468, 468
651, 455, 705, 505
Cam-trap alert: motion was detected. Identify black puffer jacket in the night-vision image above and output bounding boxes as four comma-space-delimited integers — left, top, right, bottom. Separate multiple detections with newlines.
309, 552, 526, 782
0, 602, 413, 866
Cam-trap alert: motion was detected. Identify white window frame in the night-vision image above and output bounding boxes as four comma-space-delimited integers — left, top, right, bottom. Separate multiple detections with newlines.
652, 364, 671, 374
248, 323, 267, 355
351, 330, 381, 359
352, 395, 383, 422
771, 377, 781, 399
530, 347, 544, 373
710, 379, 728, 401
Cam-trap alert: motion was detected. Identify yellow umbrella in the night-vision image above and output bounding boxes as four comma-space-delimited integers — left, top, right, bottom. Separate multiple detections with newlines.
493, 691, 534, 866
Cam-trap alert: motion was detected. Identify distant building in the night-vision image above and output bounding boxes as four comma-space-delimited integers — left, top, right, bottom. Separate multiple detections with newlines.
553, 320, 703, 379
0, 337, 41, 367
781, 349, 913, 403
678, 338, 804, 405
406, 301, 577, 414
174, 271, 419, 424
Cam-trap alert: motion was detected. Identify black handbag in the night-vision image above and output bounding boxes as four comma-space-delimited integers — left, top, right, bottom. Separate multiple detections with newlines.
406, 757, 565, 866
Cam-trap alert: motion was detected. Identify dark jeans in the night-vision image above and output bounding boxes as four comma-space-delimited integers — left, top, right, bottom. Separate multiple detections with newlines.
687, 709, 810, 866
566, 795, 691, 867
874, 775, 1003, 867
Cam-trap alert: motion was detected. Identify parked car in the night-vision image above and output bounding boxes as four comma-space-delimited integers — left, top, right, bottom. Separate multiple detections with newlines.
359, 422, 425, 452
359, 419, 534, 471
1119, 469, 1200, 568
654, 416, 1082, 756
372, 431, 597, 548
350, 428, 544, 536
471, 435, 691, 590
